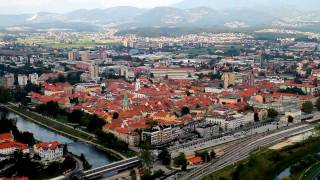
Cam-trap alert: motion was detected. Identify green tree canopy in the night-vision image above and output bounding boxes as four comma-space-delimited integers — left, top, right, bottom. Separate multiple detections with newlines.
316, 97, 320, 111
302, 101, 314, 114
267, 109, 279, 119
181, 106, 190, 116
174, 153, 187, 171
158, 148, 171, 165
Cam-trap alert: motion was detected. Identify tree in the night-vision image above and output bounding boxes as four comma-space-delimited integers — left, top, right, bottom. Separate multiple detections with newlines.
140, 149, 153, 168
68, 110, 84, 123
174, 153, 187, 171
101, 86, 106, 93
87, 114, 106, 131
232, 163, 244, 180
197, 151, 210, 162
130, 170, 137, 180
288, 116, 294, 123
36, 104, 46, 113
316, 97, 320, 111
0, 87, 11, 103
112, 112, 119, 120
302, 101, 314, 114
210, 151, 216, 159
153, 169, 165, 179
181, 106, 190, 116
254, 113, 259, 122
147, 120, 158, 127
267, 109, 278, 119
278, 87, 305, 95
186, 90, 191, 96
46, 101, 60, 116
158, 148, 171, 165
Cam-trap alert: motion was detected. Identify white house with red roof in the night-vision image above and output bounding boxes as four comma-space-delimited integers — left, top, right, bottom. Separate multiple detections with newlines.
0, 141, 29, 155
33, 141, 63, 161
0, 132, 29, 157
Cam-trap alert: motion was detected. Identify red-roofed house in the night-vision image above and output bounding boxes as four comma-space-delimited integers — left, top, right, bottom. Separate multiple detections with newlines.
33, 141, 63, 161
0, 141, 29, 155
0, 133, 14, 143
43, 82, 73, 96
187, 155, 203, 166
103, 120, 142, 146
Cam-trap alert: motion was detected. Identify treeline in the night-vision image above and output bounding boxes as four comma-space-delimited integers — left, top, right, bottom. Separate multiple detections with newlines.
0, 64, 50, 76
0, 83, 41, 105
47, 71, 83, 85
35, 102, 106, 132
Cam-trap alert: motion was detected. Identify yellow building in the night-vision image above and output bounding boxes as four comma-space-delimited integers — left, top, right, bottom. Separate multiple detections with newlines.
222, 72, 235, 89
80, 51, 90, 61
68, 51, 77, 61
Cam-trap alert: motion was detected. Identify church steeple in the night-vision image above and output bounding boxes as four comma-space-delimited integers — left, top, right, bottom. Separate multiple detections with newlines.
122, 93, 129, 110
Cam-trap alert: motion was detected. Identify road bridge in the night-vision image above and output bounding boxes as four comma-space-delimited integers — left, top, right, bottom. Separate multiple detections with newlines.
81, 156, 140, 179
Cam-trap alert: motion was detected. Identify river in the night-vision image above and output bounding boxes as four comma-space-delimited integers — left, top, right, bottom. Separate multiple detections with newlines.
6, 113, 116, 168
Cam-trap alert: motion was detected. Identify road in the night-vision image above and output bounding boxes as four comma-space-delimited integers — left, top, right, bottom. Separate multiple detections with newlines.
82, 156, 140, 179
63, 156, 84, 180
177, 123, 318, 180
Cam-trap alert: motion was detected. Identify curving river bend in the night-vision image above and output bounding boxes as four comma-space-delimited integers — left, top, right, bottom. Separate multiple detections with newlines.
6, 113, 116, 168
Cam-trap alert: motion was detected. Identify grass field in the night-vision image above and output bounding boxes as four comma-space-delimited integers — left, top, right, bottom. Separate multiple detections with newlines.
203, 136, 320, 180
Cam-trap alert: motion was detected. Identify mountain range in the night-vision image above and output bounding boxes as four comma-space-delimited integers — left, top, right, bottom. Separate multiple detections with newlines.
1, 0, 320, 32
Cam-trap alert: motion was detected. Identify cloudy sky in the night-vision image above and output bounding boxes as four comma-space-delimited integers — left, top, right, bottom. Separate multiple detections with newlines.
0, 0, 183, 14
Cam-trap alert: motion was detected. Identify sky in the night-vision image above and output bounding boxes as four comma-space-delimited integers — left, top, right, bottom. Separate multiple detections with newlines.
0, 0, 183, 14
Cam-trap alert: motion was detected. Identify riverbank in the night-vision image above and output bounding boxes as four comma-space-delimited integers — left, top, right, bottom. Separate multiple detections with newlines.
1, 104, 129, 160
202, 130, 320, 180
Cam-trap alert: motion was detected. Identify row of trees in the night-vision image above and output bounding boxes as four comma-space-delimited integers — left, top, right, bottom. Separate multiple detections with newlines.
35, 102, 107, 132
0, 82, 41, 105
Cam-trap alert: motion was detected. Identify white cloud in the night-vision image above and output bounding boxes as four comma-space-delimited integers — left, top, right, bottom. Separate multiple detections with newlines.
0, 0, 183, 14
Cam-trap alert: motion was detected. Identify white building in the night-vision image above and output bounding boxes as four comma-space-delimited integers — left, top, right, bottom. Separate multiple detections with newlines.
33, 141, 64, 161
142, 125, 183, 145
206, 111, 252, 130
29, 73, 39, 85
18, 74, 28, 87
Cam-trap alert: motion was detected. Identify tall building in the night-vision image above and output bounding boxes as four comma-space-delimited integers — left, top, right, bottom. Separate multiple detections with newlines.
18, 74, 28, 87
222, 72, 235, 89
68, 51, 77, 61
89, 62, 99, 80
99, 50, 108, 60
80, 51, 90, 61
122, 93, 129, 110
135, 78, 141, 91
1, 74, 15, 89
243, 72, 255, 86
123, 39, 129, 47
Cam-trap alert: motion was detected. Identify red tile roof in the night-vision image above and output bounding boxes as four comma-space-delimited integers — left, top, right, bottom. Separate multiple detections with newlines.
0, 133, 13, 141
0, 141, 28, 150
35, 141, 61, 150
